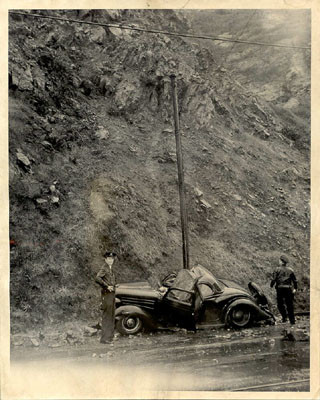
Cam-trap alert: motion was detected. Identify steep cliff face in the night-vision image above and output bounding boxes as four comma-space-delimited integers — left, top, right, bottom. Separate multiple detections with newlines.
9, 9, 310, 329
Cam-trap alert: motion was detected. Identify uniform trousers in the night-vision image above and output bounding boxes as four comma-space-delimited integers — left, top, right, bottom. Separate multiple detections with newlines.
276, 287, 295, 324
100, 291, 115, 343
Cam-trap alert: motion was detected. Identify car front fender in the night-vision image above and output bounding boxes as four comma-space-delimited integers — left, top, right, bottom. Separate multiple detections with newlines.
223, 298, 274, 324
115, 305, 158, 328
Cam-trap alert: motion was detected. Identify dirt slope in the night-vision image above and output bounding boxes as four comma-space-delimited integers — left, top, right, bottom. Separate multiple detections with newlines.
9, 9, 310, 330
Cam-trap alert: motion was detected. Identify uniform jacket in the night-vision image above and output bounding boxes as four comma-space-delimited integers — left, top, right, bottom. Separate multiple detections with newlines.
95, 262, 116, 293
270, 266, 298, 290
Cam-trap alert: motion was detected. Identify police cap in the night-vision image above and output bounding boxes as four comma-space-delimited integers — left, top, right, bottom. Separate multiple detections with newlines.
104, 251, 117, 258
280, 254, 289, 264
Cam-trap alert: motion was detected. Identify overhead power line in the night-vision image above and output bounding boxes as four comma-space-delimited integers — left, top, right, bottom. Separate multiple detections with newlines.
9, 11, 311, 50
221, 9, 258, 65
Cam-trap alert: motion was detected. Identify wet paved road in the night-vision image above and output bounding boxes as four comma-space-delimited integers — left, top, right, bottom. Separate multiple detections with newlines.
11, 320, 309, 392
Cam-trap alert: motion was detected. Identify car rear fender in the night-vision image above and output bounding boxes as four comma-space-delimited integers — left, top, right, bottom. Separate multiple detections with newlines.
115, 305, 157, 328
223, 298, 272, 323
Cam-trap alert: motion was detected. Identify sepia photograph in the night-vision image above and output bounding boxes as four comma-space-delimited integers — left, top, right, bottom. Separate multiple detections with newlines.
2, 2, 319, 398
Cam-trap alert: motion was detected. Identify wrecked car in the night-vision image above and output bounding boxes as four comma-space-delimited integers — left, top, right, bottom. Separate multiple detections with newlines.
115, 265, 275, 335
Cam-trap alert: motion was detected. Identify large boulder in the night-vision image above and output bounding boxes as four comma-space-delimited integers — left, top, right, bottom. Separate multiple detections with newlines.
113, 78, 142, 113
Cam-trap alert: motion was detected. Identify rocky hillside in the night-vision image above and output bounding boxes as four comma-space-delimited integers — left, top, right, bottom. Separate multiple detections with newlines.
9, 9, 310, 331
184, 10, 310, 107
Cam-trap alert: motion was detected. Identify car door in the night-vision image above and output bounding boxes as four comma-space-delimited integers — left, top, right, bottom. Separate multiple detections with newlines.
195, 281, 224, 326
160, 270, 201, 328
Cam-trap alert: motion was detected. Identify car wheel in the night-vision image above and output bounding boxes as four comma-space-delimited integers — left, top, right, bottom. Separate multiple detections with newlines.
228, 306, 252, 328
116, 315, 143, 335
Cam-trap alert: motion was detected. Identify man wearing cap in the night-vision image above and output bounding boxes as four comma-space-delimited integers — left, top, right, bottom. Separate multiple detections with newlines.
95, 251, 117, 343
270, 255, 298, 325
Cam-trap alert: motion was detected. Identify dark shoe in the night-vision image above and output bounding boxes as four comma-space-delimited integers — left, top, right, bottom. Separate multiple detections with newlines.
100, 340, 113, 344
281, 319, 288, 323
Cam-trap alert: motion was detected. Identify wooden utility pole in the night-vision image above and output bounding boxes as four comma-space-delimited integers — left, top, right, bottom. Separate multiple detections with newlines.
170, 74, 190, 270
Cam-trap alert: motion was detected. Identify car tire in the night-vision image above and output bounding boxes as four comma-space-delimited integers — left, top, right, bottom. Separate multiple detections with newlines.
116, 314, 143, 335
227, 305, 252, 328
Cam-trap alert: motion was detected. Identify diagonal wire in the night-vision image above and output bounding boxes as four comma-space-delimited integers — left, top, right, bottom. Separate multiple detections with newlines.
219, 10, 258, 67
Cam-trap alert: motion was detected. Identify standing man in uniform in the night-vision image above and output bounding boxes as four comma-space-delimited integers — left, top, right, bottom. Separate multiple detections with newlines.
95, 251, 117, 343
270, 254, 298, 325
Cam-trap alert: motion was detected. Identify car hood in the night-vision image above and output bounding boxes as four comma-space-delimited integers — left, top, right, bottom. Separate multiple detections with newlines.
116, 282, 159, 301
117, 281, 151, 289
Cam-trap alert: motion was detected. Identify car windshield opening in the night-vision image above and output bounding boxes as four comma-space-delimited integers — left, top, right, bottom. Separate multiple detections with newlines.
166, 269, 196, 303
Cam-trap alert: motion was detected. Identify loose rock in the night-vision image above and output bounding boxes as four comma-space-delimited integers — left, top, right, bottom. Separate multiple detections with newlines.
48, 342, 62, 348
16, 151, 31, 171
200, 199, 212, 209
12, 338, 25, 347
83, 326, 98, 337
30, 338, 40, 347
233, 194, 242, 201
95, 127, 109, 140
36, 198, 48, 204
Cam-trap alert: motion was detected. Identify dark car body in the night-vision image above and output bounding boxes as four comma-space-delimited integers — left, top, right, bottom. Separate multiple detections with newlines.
115, 266, 274, 335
